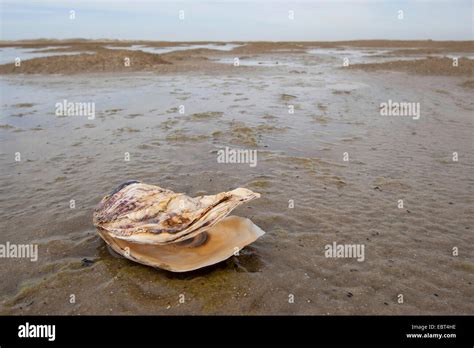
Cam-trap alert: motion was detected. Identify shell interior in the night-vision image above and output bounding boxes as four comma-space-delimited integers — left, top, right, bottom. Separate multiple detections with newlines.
98, 216, 265, 272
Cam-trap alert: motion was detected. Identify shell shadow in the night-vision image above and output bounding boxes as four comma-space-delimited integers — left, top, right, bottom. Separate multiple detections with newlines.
98, 239, 264, 280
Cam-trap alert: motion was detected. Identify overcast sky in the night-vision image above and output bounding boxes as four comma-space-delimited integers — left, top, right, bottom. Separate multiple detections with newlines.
1, 0, 472, 41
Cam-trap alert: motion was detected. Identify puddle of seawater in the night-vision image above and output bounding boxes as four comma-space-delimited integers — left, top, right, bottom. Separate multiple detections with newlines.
307, 47, 391, 57
104, 43, 242, 54
0, 47, 95, 64
305, 47, 472, 64
306, 47, 399, 64
212, 57, 303, 67
428, 53, 474, 60
307, 47, 474, 63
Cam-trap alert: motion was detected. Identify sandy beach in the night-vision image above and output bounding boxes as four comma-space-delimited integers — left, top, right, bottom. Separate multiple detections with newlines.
0, 40, 473, 315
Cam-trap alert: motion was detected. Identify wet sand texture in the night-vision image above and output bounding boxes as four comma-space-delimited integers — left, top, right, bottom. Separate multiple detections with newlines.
0, 40, 473, 315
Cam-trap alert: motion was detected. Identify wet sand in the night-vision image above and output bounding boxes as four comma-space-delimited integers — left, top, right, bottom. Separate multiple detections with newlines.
0, 40, 473, 314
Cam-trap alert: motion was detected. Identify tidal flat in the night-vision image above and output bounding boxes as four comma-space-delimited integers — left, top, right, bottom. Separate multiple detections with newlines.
0, 40, 473, 314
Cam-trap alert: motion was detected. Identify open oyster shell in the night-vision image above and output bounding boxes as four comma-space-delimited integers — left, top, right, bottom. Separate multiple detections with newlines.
93, 181, 265, 272
98, 216, 265, 272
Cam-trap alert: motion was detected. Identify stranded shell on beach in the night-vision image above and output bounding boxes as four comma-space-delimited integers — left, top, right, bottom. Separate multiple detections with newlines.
92, 180, 265, 272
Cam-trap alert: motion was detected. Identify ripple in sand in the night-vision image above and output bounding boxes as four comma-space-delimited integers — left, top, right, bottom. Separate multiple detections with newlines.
262, 113, 277, 120
317, 103, 328, 111
311, 115, 329, 125
212, 121, 290, 147
125, 113, 143, 119
341, 136, 362, 142
189, 111, 223, 121
166, 107, 179, 113
166, 129, 210, 142
332, 90, 351, 95
214, 121, 259, 147
104, 108, 123, 115
459, 80, 474, 89
11, 112, 35, 117
137, 144, 157, 150
12, 103, 36, 108
372, 177, 411, 192
248, 179, 272, 190
160, 118, 179, 130
280, 93, 297, 101
114, 127, 141, 134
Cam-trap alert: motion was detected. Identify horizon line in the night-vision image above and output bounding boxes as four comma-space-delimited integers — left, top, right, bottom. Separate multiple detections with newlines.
1, 38, 473, 43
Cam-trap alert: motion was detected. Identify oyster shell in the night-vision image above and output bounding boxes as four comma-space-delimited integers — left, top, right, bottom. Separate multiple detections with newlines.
93, 181, 265, 272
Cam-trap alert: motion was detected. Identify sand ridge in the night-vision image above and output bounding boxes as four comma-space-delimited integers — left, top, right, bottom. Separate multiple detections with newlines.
0, 39, 473, 75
